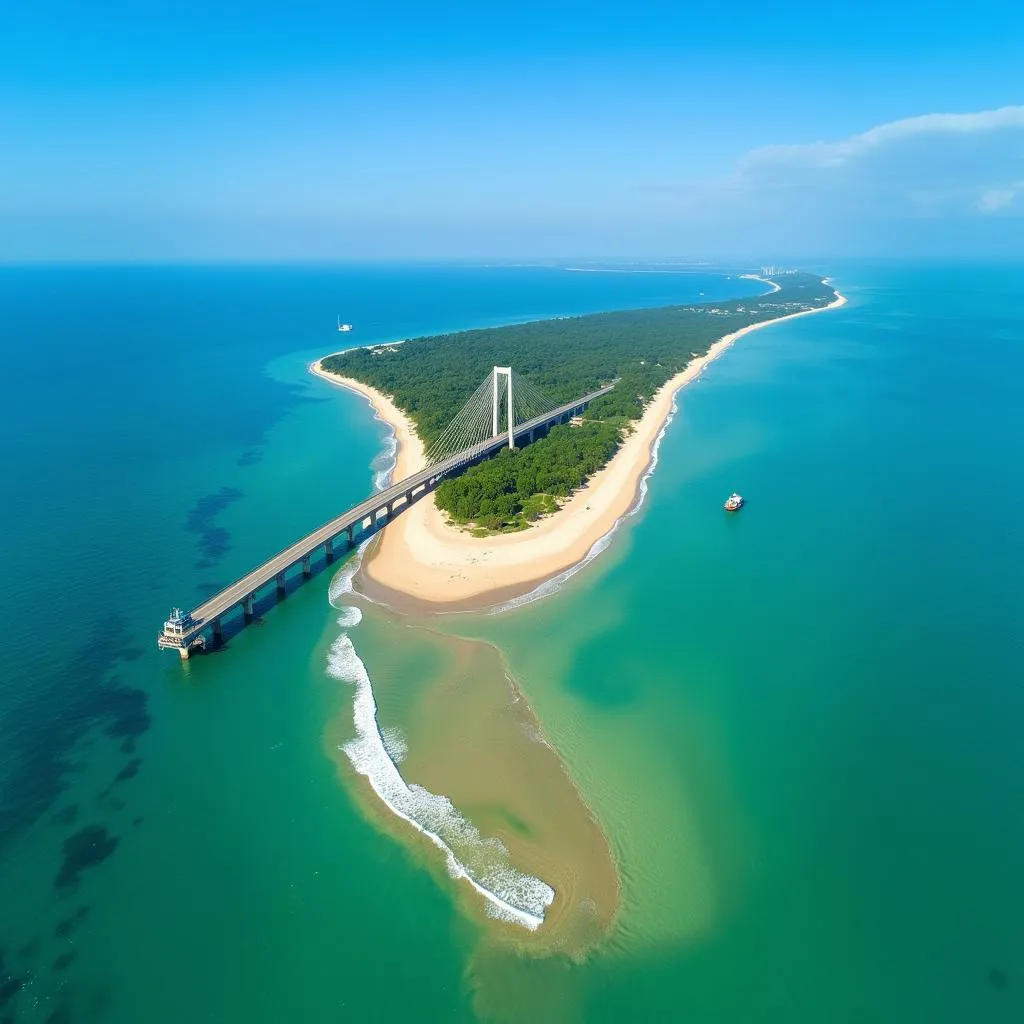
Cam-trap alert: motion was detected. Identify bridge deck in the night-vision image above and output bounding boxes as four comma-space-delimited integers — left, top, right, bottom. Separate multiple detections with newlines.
159, 383, 614, 654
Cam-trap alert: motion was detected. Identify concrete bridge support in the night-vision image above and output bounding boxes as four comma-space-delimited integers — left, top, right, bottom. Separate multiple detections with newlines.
158, 379, 617, 663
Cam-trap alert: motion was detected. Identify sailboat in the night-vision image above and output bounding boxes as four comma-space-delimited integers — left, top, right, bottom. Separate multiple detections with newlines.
337, 316, 353, 332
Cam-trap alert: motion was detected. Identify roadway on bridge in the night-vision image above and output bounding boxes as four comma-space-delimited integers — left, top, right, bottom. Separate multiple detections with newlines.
180, 382, 615, 637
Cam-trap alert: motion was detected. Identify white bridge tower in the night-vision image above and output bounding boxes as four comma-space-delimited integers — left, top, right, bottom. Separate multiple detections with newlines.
492, 366, 514, 449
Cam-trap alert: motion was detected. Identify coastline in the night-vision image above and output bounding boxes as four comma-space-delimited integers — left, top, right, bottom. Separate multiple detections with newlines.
312, 286, 847, 612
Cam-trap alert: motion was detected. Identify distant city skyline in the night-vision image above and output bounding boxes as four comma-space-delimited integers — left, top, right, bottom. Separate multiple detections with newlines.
2, 0, 1022, 261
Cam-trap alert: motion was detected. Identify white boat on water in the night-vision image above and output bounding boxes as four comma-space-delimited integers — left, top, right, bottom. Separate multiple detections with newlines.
724, 493, 744, 511
337, 316, 353, 332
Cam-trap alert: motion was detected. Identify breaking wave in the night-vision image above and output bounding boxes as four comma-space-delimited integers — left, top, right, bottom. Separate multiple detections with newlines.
336, 605, 362, 628
381, 726, 408, 765
327, 402, 555, 929
328, 551, 364, 608
326, 628, 555, 929
371, 432, 398, 492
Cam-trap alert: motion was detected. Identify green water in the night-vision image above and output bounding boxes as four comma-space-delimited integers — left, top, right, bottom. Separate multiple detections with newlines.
338, 262, 1024, 1020
2, 262, 1022, 1022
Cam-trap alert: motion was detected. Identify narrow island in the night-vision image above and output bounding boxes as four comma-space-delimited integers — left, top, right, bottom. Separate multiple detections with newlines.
313, 273, 845, 611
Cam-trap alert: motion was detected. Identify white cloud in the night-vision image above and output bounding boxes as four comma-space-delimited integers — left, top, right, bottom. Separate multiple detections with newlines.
717, 104, 1024, 226
976, 184, 1022, 214
632, 104, 1024, 255
739, 106, 1024, 172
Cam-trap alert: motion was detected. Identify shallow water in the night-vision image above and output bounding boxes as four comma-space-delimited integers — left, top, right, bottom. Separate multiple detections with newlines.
0, 263, 760, 1021
2, 261, 1021, 1021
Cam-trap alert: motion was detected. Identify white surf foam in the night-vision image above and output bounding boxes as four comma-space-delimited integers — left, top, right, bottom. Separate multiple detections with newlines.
381, 726, 408, 764
327, 408, 394, 609
336, 606, 362, 628
328, 551, 365, 607
371, 432, 398, 492
326, 631, 555, 929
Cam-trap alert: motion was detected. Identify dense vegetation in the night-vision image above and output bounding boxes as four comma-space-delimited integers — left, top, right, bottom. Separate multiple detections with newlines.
322, 274, 836, 531
434, 420, 624, 531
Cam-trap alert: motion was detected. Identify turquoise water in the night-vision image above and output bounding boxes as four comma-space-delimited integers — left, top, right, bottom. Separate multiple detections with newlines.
1, 262, 1022, 1021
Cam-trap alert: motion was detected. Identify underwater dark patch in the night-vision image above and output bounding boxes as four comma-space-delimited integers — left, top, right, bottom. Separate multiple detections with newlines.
131, 816, 143, 827
54, 826, 119, 890
989, 966, 1008, 989
54, 906, 90, 939
53, 951, 75, 972
185, 486, 244, 566
0, 621, 149, 852
197, 582, 228, 597
0, 977, 23, 1010
100, 685, 150, 744
237, 448, 262, 466
51, 805, 78, 827
114, 759, 142, 783
45, 1006, 72, 1024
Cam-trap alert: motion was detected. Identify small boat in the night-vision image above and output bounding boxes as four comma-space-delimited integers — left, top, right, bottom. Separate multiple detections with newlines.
337, 316, 353, 332
723, 493, 744, 511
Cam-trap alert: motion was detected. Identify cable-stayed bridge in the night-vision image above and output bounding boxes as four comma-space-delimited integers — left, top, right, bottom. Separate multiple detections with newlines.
158, 367, 615, 658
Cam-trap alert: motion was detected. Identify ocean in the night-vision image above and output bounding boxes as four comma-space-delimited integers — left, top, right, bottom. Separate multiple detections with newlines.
0, 261, 1021, 1022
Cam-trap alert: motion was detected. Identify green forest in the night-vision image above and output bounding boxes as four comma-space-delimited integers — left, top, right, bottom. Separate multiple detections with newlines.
322, 274, 836, 531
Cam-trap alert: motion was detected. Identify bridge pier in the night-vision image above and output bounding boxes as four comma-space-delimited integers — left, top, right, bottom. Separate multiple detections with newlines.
158, 379, 617, 662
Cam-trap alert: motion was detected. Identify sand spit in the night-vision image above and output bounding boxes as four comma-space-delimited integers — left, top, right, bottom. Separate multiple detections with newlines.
312, 287, 846, 611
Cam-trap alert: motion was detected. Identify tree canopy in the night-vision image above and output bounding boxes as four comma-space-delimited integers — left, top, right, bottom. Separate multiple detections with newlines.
321, 274, 836, 530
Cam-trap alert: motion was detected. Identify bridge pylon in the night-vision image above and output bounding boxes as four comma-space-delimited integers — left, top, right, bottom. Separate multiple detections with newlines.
492, 366, 514, 448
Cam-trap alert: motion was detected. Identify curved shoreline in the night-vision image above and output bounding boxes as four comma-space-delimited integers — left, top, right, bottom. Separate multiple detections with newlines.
312, 286, 847, 613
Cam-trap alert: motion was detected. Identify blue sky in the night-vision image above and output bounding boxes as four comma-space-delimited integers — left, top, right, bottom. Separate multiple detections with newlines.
2, 0, 1022, 260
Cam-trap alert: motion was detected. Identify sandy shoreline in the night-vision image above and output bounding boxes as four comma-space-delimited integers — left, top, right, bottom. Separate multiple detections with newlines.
312, 286, 847, 611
